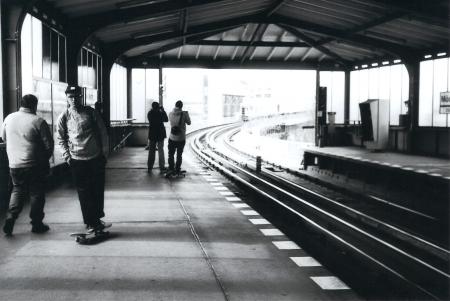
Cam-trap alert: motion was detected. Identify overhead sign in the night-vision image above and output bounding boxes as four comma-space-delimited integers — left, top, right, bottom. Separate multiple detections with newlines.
440, 91, 450, 114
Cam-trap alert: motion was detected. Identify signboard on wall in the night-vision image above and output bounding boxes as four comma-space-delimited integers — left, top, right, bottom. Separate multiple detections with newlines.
440, 91, 450, 114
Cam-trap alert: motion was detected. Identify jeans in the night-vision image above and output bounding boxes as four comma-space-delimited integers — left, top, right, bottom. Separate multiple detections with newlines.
168, 139, 186, 171
148, 140, 165, 170
70, 156, 106, 227
8, 166, 46, 224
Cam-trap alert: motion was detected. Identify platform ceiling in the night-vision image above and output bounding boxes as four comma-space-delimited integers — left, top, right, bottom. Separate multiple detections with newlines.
42, 0, 449, 68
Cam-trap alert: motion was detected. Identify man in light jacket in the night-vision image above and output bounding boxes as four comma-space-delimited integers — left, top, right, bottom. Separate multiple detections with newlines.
1, 94, 54, 236
57, 85, 109, 233
168, 100, 191, 173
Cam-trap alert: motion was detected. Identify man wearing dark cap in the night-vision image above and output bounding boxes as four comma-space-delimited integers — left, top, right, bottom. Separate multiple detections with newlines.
1, 94, 54, 236
57, 85, 110, 232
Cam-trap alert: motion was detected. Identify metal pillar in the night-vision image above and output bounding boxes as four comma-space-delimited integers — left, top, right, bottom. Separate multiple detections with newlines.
344, 70, 350, 125
126, 67, 132, 119
405, 59, 420, 153
1, 0, 30, 116
159, 67, 163, 107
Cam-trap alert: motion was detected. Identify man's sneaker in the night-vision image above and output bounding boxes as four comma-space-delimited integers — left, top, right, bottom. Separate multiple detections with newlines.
3, 218, 15, 236
31, 223, 50, 234
92, 220, 112, 232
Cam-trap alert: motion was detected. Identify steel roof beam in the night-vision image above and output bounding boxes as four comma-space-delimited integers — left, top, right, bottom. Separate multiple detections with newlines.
314, 11, 406, 47
137, 27, 241, 59
266, 0, 285, 17
279, 25, 350, 66
109, 15, 262, 57
368, 0, 449, 28
191, 40, 308, 47
240, 24, 269, 64
271, 15, 418, 58
70, 0, 229, 38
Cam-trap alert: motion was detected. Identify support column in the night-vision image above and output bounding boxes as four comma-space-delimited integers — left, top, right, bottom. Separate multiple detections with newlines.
127, 67, 132, 119
315, 70, 320, 146
344, 70, 350, 125
158, 67, 163, 107
1, 1, 28, 116
101, 56, 114, 127
405, 59, 420, 153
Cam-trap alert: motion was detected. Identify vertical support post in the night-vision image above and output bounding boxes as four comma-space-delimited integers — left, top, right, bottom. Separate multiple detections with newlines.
315, 70, 320, 146
158, 66, 163, 107
405, 59, 420, 153
126, 67, 132, 119
344, 70, 350, 125
2, 1, 26, 116
101, 56, 114, 127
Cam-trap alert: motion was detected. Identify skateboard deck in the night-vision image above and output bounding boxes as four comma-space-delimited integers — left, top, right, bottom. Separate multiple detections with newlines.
70, 223, 112, 245
164, 170, 186, 178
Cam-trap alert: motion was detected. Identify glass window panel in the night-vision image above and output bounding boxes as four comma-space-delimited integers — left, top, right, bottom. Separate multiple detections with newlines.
110, 65, 116, 120
419, 60, 433, 126
21, 14, 33, 95
390, 65, 402, 126
51, 30, 59, 81
145, 69, 159, 116
368, 68, 379, 99
359, 69, 369, 103
350, 70, 360, 123
400, 65, 409, 115
82, 48, 88, 87
433, 58, 447, 127
32, 17, 42, 78
77, 51, 82, 86
52, 82, 68, 166
319, 71, 332, 114
59, 35, 66, 82
132, 68, 146, 122
42, 25, 51, 79
98, 57, 102, 101
87, 51, 94, 88
92, 55, 97, 89
379, 66, 391, 100
332, 72, 345, 124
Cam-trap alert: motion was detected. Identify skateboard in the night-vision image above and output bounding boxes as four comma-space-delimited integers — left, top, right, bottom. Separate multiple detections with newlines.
70, 223, 112, 245
164, 170, 186, 178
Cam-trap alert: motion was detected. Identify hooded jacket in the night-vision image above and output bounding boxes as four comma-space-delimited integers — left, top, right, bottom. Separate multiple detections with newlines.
168, 108, 191, 142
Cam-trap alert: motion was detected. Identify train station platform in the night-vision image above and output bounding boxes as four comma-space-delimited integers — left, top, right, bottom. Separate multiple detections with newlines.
0, 147, 360, 300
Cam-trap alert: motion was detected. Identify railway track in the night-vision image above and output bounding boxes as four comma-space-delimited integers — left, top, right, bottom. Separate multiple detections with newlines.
189, 124, 450, 300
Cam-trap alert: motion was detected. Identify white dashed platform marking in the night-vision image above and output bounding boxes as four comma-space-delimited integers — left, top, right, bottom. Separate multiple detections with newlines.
210, 182, 223, 186
232, 203, 249, 209
272, 241, 300, 250
290, 256, 322, 267
260, 229, 284, 236
225, 197, 241, 202
310, 276, 350, 290
240, 210, 259, 216
249, 218, 270, 225
204, 178, 219, 182
214, 186, 229, 191
219, 191, 234, 196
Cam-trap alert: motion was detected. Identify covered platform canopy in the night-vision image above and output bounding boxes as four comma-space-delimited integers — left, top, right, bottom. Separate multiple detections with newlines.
5, 0, 449, 70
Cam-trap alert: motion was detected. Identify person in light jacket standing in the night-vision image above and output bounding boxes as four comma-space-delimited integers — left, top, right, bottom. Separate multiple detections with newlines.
1, 94, 54, 236
168, 100, 191, 173
147, 101, 168, 173
57, 85, 109, 232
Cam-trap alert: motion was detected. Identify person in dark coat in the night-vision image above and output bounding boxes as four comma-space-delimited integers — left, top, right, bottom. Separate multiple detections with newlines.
147, 101, 168, 173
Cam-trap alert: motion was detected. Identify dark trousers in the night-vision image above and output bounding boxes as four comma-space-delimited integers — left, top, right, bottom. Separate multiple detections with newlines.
70, 156, 106, 227
8, 166, 46, 224
168, 139, 186, 171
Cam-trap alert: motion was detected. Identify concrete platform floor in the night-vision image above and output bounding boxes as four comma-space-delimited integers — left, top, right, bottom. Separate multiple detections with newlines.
0, 146, 361, 301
